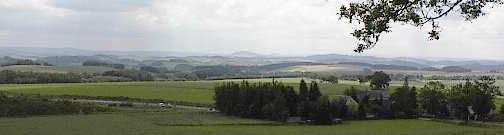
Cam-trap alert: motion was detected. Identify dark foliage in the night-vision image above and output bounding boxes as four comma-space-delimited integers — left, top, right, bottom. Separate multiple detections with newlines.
83, 60, 125, 69
0, 70, 82, 84
102, 70, 154, 81
215, 80, 346, 123
0, 92, 110, 117
369, 71, 391, 90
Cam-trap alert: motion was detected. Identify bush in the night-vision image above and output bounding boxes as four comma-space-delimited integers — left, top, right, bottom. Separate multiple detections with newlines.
0, 92, 110, 117
489, 113, 504, 122
500, 104, 504, 115
119, 103, 133, 107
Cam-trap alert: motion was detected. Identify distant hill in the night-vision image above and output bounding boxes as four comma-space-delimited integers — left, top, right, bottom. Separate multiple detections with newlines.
1, 47, 503, 72
230, 51, 264, 57
0, 47, 208, 58
40, 55, 140, 66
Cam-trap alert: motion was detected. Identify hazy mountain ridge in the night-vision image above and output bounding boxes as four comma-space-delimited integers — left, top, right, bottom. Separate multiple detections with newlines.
1, 47, 503, 71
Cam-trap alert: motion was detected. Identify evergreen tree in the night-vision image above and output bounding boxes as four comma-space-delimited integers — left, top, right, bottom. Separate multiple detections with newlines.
309, 81, 322, 101
312, 96, 332, 124
299, 79, 309, 101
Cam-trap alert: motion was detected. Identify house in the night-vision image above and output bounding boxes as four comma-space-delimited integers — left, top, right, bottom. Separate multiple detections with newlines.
353, 90, 390, 104
352, 90, 391, 118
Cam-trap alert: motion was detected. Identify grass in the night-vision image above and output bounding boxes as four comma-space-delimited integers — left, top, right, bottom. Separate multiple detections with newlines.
0, 109, 502, 135
0, 81, 217, 104
3, 78, 497, 105
0, 78, 376, 104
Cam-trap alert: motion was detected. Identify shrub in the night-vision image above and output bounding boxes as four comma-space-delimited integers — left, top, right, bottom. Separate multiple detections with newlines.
500, 104, 504, 115
0, 92, 110, 117
119, 103, 133, 107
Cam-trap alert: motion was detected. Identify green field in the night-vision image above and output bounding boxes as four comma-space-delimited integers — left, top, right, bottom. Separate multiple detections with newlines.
0, 65, 115, 73
0, 78, 500, 106
0, 109, 502, 135
0, 78, 376, 104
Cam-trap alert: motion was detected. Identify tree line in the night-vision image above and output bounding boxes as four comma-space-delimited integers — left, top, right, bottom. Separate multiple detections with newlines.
0, 70, 82, 84
83, 60, 125, 69
215, 75, 504, 124
1, 59, 52, 67
0, 92, 110, 117
0, 69, 153, 84
215, 80, 348, 124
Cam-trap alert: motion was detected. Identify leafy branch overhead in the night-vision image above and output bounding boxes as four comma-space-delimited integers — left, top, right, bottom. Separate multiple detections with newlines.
338, 0, 503, 52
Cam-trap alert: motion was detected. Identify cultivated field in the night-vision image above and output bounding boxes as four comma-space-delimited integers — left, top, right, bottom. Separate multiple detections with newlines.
0, 108, 502, 135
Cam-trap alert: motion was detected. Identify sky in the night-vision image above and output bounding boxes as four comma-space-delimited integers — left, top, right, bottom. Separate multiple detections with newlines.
0, 0, 503, 60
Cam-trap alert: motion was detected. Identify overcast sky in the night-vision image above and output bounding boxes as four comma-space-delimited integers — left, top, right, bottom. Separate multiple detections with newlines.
0, 0, 503, 60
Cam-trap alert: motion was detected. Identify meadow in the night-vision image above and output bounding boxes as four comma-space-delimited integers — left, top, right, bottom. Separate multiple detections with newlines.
0, 108, 502, 135
1, 78, 502, 105
0, 78, 375, 105
1, 78, 504, 135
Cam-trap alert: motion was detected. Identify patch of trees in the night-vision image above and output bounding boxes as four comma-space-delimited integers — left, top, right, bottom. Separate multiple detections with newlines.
192, 63, 324, 79
338, 62, 374, 67
102, 70, 154, 81
0, 92, 110, 117
390, 81, 418, 118
347, 76, 501, 121
139, 66, 170, 74
441, 66, 472, 73
83, 60, 125, 69
174, 64, 195, 71
215, 80, 348, 124
372, 64, 418, 71
319, 75, 338, 84
338, 62, 419, 71
215, 73, 502, 123
193, 65, 250, 79
369, 71, 391, 90
1, 59, 52, 67
0, 70, 82, 84
407, 76, 501, 121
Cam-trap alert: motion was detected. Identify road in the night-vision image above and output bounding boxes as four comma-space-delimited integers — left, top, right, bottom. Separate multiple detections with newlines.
59, 99, 211, 111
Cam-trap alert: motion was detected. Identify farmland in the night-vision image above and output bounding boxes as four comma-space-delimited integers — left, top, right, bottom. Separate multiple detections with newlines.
1, 78, 504, 134
1, 78, 502, 105
0, 78, 377, 104
0, 108, 502, 135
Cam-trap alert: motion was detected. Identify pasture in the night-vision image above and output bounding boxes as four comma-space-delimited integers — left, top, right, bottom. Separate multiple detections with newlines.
0, 108, 502, 135
0, 78, 501, 108
0, 78, 370, 105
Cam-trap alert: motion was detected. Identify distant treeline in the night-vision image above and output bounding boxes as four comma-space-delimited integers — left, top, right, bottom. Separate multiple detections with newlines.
83, 60, 125, 69
0, 70, 82, 84
339, 62, 472, 72
0, 69, 153, 84
0, 92, 110, 117
216, 75, 504, 124
102, 70, 154, 81
136, 63, 319, 81
0, 58, 52, 67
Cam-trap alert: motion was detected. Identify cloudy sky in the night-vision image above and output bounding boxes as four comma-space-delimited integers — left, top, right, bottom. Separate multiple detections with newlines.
0, 0, 503, 60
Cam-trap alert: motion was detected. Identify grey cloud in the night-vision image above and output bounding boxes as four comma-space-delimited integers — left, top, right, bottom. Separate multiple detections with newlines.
0, 0, 502, 60
48, 0, 153, 12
